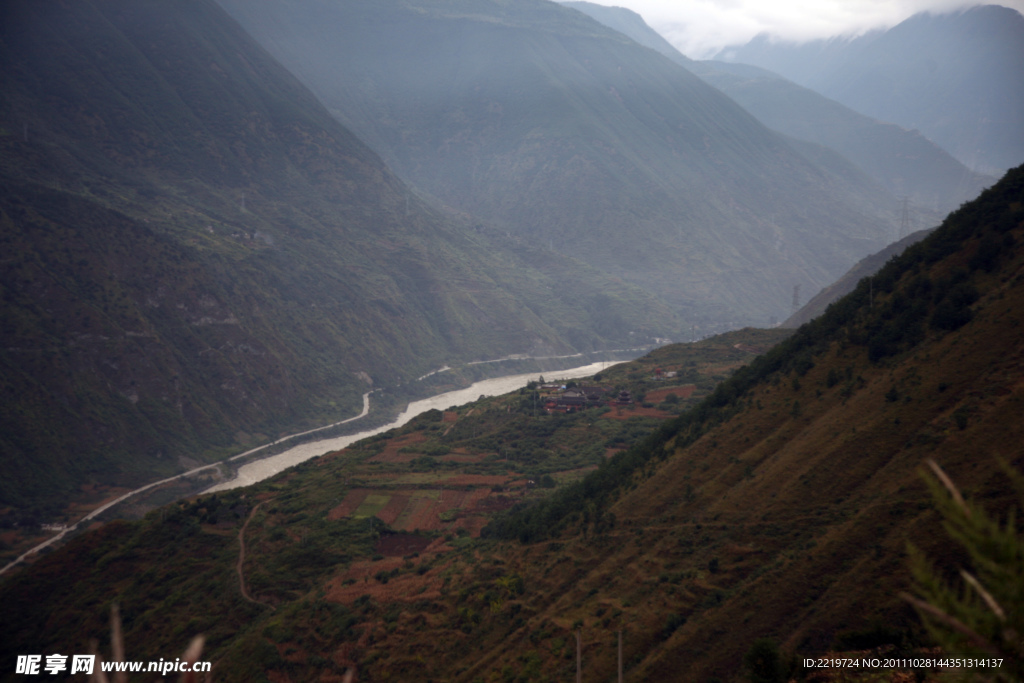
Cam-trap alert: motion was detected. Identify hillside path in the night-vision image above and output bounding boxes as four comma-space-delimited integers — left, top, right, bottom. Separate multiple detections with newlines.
237, 500, 275, 610
0, 391, 375, 578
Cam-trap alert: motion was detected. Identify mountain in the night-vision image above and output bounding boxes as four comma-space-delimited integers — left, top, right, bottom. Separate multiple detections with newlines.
719, 5, 1024, 175
216, 0, 902, 326
3, 163, 1021, 681
561, 0, 692, 61
782, 226, 935, 328
479, 163, 1024, 678
0, 0, 682, 517
688, 62, 993, 216
562, 0, 994, 217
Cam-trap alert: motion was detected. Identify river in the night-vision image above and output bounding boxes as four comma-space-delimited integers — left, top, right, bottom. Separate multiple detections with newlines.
0, 360, 618, 577
207, 360, 616, 492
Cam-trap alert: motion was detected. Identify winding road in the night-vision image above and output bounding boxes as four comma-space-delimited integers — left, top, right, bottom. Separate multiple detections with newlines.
237, 500, 275, 610
0, 391, 374, 578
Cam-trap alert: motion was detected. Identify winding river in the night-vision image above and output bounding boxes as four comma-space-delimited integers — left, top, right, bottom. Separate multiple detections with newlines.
208, 360, 615, 491
0, 360, 616, 577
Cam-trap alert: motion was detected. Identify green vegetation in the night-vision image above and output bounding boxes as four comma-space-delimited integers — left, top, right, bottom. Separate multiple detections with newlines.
0, 327, 782, 678
486, 165, 1024, 544
0, 0, 683, 519
905, 460, 1024, 681
743, 638, 785, 683
1, 0, 1022, 679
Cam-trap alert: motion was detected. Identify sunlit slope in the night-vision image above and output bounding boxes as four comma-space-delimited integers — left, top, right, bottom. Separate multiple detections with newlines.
218, 0, 899, 324
0, 0, 681, 513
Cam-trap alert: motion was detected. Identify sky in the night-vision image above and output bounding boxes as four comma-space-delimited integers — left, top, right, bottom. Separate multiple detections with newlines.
585, 0, 1024, 58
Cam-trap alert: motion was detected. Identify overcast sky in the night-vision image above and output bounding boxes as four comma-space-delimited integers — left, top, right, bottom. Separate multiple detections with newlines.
586, 0, 1024, 58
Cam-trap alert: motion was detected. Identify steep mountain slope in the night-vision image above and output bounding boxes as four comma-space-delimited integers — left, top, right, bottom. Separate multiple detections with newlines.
690, 62, 993, 216
216, 0, 900, 325
0, 326, 788, 670
2, 166, 1021, 682
0, 0, 680, 515
561, 0, 691, 60
562, 0, 993, 216
721, 5, 1024, 175
476, 163, 1024, 680
782, 227, 935, 328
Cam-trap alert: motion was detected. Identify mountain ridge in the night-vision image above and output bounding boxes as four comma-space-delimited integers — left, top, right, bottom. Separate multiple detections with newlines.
781, 226, 936, 328
0, 0, 681, 515
217, 0, 901, 325
719, 4, 1024, 175
2, 164, 1021, 680
562, 0, 994, 216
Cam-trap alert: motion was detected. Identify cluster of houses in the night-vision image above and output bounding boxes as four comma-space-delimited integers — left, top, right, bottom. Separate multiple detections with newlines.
540, 384, 634, 414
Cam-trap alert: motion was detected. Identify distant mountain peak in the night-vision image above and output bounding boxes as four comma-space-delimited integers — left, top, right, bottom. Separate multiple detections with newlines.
718, 3, 1024, 174
219, 0, 904, 326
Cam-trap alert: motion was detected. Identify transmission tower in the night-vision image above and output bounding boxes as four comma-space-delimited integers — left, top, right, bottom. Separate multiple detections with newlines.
898, 197, 911, 240
791, 284, 801, 315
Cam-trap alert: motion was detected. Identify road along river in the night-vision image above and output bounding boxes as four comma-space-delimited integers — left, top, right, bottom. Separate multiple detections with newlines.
207, 360, 614, 491
0, 361, 614, 577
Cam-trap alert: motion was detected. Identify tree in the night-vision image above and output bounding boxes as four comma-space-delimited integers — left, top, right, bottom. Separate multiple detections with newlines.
743, 638, 784, 683
902, 459, 1023, 681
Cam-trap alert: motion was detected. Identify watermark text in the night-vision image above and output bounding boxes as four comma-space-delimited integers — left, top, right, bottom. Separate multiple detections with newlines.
16, 654, 211, 676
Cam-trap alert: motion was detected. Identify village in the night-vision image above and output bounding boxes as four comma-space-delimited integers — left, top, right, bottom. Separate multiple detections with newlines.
538, 368, 680, 414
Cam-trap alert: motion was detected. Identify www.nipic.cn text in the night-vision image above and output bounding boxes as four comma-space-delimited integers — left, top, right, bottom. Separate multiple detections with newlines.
15, 654, 212, 676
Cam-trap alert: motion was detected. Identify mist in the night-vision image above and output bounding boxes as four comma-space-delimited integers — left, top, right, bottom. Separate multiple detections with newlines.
578, 0, 1024, 58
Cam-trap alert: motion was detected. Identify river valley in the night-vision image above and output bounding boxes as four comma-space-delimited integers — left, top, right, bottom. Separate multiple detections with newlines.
207, 361, 617, 491
0, 360, 618, 576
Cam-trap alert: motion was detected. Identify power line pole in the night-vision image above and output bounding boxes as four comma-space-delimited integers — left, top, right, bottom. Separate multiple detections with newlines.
618, 630, 623, 683
576, 630, 581, 683
899, 197, 910, 240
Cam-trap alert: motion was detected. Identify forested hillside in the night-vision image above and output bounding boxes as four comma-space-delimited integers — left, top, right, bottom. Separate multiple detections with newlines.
782, 227, 935, 328
2, 164, 1021, 681
478, 164, 1024, 679
0, 0, 680, 517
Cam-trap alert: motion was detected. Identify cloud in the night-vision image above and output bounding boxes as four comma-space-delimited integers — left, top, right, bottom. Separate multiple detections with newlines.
586, 0, 1024, 58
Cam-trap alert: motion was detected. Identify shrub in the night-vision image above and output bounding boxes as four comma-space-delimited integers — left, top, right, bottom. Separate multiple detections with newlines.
904, 460, 1024, 681
743, 638, 784, 683
660, 613, 687, 640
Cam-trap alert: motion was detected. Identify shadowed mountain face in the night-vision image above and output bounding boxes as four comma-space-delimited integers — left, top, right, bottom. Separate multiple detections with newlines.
217, 0, 901, 326
3, 164, 1022, 681
720, 5, 1024, 176
0, 0, 682, 513
562, 0, 994, 218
